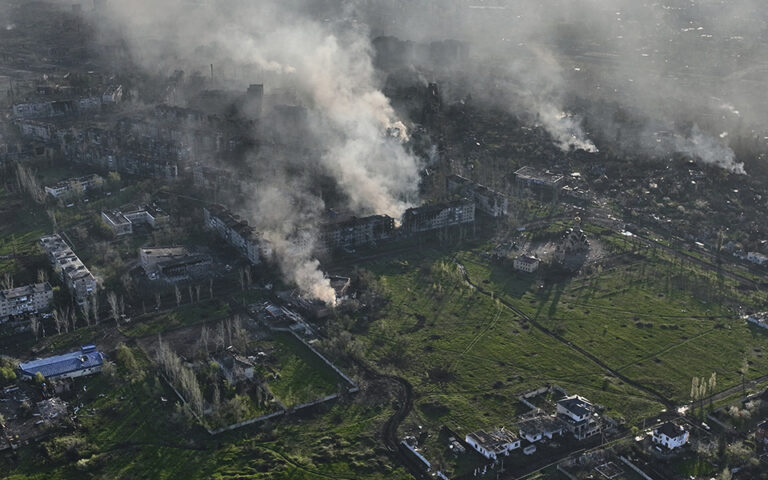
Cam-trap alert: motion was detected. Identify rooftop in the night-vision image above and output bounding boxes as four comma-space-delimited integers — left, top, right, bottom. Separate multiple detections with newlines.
1, 282, 51, 300
467, 429, 518, 451
514, 166, 565, 185
558, 395, 593, 417
656, 422, 686, 438
19, 345, 104, 379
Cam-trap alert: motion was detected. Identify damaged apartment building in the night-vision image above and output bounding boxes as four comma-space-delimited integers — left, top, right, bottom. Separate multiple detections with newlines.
318, 211, 395, 251
402, 199, 476, 235
40, 234, 96, 305
447, 174, 508, 218
203, 204, 266, 265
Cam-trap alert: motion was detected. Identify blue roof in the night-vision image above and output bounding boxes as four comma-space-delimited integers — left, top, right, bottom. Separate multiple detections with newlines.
19, 346, 104, 379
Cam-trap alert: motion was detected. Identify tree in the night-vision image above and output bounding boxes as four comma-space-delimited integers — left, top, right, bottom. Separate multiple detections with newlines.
81, 298, 91, 327
88, 293, 97, 324
29, 316, 40, 339
34, 372, 45, 384
1, 273, 13, 290
107, 291, 119, 325
155, 292, 162, 310
36, 269, 48, 284
195, 285, 201, 303
174, 285, 182, 307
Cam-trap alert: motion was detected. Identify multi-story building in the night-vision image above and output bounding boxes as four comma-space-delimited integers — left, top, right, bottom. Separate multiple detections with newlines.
652, 422, 689, 451
447, 175, 509, 218
203, 204, 264, 265
401, 199, 475, 234
102, 204, 169, 236
40, 234, 97, 304
139, 246, 212, 280
513, 255, 540, 273
44, 174, 103, 198
319, 214, 394, 250
556, 395, 602, 440
0, 283, 53, 321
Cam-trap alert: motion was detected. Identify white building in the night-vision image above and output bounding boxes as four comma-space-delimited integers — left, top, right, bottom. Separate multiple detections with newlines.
465, 429, 520, 460
556, 395, 601, 440
40, 234, 97, 304
514, 255, 540, 273
44, 174, 103, 198
652, 422, 689, 450
0, 283, 53, 321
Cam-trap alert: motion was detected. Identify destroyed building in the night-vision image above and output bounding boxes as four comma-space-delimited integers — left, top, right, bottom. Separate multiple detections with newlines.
447, 174, 508, 218
318, 213, 395, 250
401, 199, 475, 234
203, 204, 265, 265
553, 218, 590, 270
514, 166, 565, 199
101, 204, 169, 236
40, 234, 97, 305
139, 246, 212, 281
0, 282, 53, 321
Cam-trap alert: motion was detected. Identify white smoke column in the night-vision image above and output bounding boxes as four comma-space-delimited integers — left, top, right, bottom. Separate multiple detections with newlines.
536, 103, 599, 153
91, 1, 421, 302
674, 125, 746, 174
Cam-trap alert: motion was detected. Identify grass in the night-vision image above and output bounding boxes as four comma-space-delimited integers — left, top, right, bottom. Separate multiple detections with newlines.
268, 332, 346, 406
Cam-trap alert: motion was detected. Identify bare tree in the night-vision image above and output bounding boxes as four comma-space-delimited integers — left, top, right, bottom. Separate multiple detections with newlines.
200, 325, 210, 357
107, 291, 119, 324
81, 298, 91, 327
155, 292, 162, 310
91, 293, 100, 324
209, 278, 213, 299
244, 267, 252, 288
1, 273, 13, 290
239, 268, 245, 290
188, 285, 194, 304
29, 316, 40, 339
52, 309, 62, 335
119, 295, 125, 316
174, 285, 182, 307
195, 284, 201, 303
36, 269, 48, 284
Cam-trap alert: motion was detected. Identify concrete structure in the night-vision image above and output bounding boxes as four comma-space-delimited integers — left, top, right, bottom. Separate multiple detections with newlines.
447, 175, 508, 218
518, 416, 566, 443
514, 166, 565, 190
402, 199, 475, 234
514, 255, 540, 273
652, 422, 689, 450
0, 283, 53, 321
204, 204, 264, 265
101, 210, 133, 236
139, 247, 212, 280
554, 219, 589, 267
19, 345, 104, 381
40, 234, 96, 305
102, 85, 123, 103
102, 204, 168, 236
556, 395, 601, 440
44, 174, 103, 198
465, 429, 521, 460
319, 213, 395, 250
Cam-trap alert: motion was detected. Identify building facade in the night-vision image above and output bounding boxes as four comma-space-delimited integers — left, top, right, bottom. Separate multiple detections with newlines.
40, 234, 97, 304
0, 283, 53, 321
19, 345, 104, 381
402, 200, 475, 234
514, 255, 540, 273
652, 422, 689, 450
465, 429, 521, 460
447, 175, 509, 218
556, 395, 602, 440
203, 204, 264, 264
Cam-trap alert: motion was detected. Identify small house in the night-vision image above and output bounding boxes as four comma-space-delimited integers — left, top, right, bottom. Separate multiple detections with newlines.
652, 422, 689, 450
465, 428, 520, 460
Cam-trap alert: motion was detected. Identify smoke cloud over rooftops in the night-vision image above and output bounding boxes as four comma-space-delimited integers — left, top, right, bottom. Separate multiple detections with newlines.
88, 0, 766, 298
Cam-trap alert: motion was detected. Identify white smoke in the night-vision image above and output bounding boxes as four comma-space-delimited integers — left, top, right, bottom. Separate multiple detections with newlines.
90, 0, 421, 303
537, 104, 599, 153
674, 125, 746, 174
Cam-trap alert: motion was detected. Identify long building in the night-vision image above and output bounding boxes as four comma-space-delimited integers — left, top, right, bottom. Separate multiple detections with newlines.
40, 234, 97, 304
18, 345, 105, 381
447, 175, 508, 218
0, 283, 53, 321
203, 204, 264, 264
401, 199, 475, 234
319, 214, 395, 250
